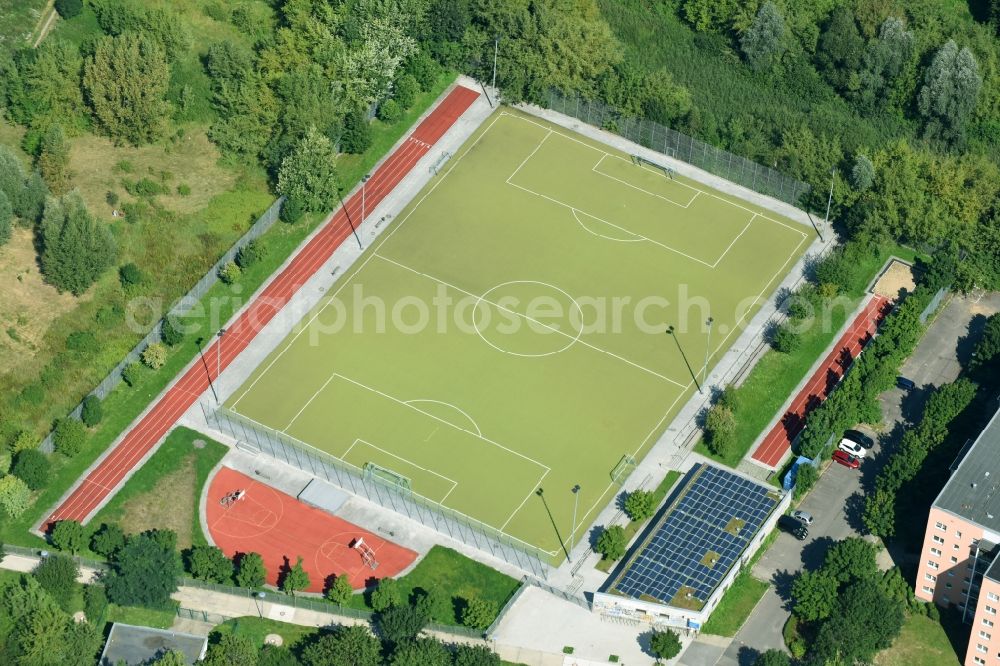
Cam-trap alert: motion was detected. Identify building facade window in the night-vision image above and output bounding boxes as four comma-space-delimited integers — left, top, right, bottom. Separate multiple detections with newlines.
936, 522, 947, 531
931, 547, 942, 556
986, 605, 997, 615
926, 573, 938, 582
980, 630, 991, 640
928, 561, 940, 570
934, 535, 945, 544
989, 592, 999, 602
951, 556, 959, 563
923, 586, 934, 594
983, 618, 995, 628
977, 644, 988, 653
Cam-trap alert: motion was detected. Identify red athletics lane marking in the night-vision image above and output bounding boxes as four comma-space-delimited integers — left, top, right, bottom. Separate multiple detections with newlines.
750, 295, 891, 468
44, 85, 480, 531
207, 467, 416, 592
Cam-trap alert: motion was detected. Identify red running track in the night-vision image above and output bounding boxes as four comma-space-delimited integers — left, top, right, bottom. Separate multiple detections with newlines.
44, 85, 481, 531
206, 467, 416, 592
750, 295, 891, 468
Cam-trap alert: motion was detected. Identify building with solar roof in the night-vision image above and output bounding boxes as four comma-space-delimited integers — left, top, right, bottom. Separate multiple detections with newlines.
593, 463, 788, 631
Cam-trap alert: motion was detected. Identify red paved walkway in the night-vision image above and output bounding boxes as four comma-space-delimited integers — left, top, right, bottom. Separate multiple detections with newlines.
207, 467, 416, 591
44, 85, 481, 531
751, 295, 891, 468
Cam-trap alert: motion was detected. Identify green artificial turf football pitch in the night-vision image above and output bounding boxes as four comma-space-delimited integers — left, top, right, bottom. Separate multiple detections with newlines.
227, 108, 810, 561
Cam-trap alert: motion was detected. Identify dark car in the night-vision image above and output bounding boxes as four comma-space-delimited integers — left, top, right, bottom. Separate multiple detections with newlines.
832, 450, 861, 469
778, 515, 808, 540
843, 429, 875, 452
897, 376, 916, 391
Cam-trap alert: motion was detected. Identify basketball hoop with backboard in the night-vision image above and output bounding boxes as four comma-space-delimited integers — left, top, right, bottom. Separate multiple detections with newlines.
220, 489, 247, 508
352, 537, 379, 570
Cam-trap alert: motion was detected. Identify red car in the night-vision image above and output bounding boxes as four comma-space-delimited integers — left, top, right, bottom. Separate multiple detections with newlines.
832, 450, 861, 469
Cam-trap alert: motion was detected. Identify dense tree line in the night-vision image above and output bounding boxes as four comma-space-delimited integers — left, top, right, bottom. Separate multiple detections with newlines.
788, 537, 931, 663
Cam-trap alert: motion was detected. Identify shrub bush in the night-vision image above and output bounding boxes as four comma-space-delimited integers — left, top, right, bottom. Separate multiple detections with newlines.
460, 598, 498, 629
33, 554, 80, 611
280, 197, 304, 224
141, 342, 167, 369
218, 260, 241, 284
624, 489, 655, 521
10, 429, 36, 453
177, 183, 191, 196
370, 577, 402, 611
704, 400, 736, 457
49, 519, 87, 553
84, 584, 108, 624
118, 262, 144, 289
53, 417, 86, 456
122, 361, 143, 386
394, 74, 420, 109
81, 394, 103, 426
793, 462, 817, 500
235, 239, 265, 269
66, 330, 99, 353
54, 0, 83, 19
596, 525, 627, 561
90, 523, 126, 557
160, 317, 184, 346
124, 177, 169, 198
378, 99, 402, 123
771, 323, 802, 353
12, 449, 50, 490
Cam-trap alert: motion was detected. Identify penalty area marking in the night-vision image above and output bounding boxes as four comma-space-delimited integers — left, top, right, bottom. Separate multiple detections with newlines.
404, 398, 484, 437
342, 438, 460, 504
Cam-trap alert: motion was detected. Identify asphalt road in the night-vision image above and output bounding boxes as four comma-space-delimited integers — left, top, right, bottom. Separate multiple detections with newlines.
684, 293, 1000, 666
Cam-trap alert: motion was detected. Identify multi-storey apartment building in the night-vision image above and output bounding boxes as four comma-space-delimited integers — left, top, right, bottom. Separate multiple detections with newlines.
915, 407, 1000, 666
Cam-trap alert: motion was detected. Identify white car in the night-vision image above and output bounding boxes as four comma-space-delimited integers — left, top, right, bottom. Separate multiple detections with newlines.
838, 438, 867, 457
792, 510, 814, 525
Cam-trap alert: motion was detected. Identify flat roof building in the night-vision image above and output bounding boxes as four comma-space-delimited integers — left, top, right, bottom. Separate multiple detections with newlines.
99, 623, 208, 665
593, 463, 788, 631
915, 405, 1000, 666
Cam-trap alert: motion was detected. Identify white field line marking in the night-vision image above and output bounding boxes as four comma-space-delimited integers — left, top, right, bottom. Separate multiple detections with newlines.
506, 179, 716, 268
405, 398, 484, 437
281, 374, 337, 432
507, 128, 553, 182
343, 437, 459, 504
710, 213, 757, 269
501, 468, 550, 531
571, 209, 643, 243
227, 408, 554, 555
375, 252, 689, 389
331, 371, 551, 473
507, 111, 809, 237
591, 156, 698, 208
228, 111, 512, 408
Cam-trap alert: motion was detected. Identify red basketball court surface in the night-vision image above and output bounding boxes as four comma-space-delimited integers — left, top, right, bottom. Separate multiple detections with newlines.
206, 466, 417, 592
751, 295, 891, 468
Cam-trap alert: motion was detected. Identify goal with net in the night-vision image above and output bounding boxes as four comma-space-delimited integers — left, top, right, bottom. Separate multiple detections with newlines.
610, 454, 637, 485
363, 462, 413, 493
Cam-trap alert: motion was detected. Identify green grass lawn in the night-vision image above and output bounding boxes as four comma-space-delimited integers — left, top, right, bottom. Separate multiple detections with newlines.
0, 0, 49, 51
344, 545, 520, 626
89, 427, 228, 550
876, 613, 962, 666
104, 602, 177, 630
212, 616, 321, 649
227, 107, 809, 560
596, 470, 681, 572
0, 73, 457, 549
699, 571, 768, 636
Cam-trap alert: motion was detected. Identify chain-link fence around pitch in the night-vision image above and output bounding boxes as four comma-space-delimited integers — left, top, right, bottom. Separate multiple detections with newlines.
35, 198, 285, 454
545, 89, 811, 208
204, 405, 553, 579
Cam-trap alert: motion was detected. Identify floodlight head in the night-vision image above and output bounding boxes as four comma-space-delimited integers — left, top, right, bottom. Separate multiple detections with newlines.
572, 484, 581, 493
536, 487, 544, 497
666, 325, 675, 335
707, 317, 714, 325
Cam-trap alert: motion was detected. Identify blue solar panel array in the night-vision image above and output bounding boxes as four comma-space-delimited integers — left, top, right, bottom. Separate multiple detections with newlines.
612, 465, 779, 606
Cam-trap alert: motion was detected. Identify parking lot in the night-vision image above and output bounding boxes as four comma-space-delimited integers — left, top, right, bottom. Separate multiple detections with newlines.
682, 292, 1000, 665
